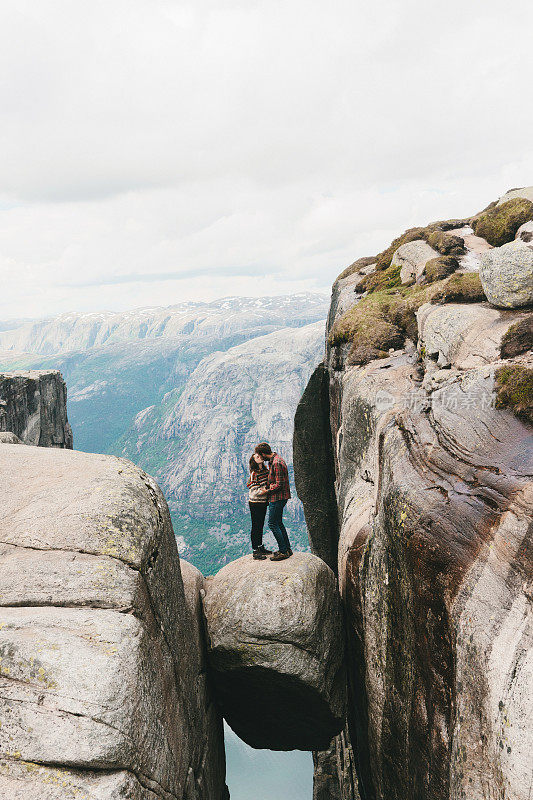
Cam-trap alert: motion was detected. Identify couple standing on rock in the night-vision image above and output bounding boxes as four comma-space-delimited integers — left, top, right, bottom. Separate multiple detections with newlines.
247, 442, 293, 561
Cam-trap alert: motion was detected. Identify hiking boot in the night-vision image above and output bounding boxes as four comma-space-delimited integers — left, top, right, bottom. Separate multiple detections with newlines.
257, 545, 273, 555
253, 549, 267, 560
270, 551, 291, 561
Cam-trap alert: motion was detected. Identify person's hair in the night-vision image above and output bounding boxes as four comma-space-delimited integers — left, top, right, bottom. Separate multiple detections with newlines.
249, 454, 266, 473
255, 442, 273, 457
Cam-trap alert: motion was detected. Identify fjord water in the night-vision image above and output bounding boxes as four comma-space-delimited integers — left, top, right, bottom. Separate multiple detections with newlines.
224, 725, 312, 799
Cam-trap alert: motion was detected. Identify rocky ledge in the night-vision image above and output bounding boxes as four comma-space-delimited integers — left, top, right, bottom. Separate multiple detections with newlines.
0, 370, 72, 448
203, 553, 346, 751
295, 186, 533, 800
0, 443, 227, 800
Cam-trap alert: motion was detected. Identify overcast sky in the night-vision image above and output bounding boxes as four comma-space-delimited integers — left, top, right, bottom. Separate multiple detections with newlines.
1, 0, 532, 319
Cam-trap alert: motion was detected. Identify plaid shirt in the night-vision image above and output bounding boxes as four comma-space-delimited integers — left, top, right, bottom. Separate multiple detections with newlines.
267, 453, 291, 502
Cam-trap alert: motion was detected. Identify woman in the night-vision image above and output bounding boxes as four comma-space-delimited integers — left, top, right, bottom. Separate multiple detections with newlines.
247, 453, 273, 560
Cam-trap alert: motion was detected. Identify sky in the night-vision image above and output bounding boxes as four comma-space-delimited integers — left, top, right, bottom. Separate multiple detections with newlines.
1, 0, 532, 320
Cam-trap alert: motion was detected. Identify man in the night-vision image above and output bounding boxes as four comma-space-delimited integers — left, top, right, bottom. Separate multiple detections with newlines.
254, 442, 292, 561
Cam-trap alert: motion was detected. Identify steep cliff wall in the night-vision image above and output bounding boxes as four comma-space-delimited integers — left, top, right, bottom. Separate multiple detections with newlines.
0, 370, 72, 448
0, 444, 227, 799
294, 188, 533, 800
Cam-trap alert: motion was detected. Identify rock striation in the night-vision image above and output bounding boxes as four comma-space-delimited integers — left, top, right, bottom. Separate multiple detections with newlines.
0, 370, 72, 448
294, 186, 533, 800
203, 553, 346, 751
0, 444, 227, 800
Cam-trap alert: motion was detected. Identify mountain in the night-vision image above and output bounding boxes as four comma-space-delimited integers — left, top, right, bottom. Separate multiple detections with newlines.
0, 294, 328, 573
0, 294, 327, 355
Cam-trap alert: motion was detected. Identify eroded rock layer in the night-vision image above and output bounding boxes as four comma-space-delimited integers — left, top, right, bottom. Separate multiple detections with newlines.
295, 187, 533, 800
0, 370, 72, 448
203, 552, 346, 751
0, 444, 227, 800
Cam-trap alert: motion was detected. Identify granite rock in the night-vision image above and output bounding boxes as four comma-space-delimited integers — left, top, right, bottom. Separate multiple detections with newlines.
203, 552, 346, 751
0, 444, 227, 800
390, 240, 440, 284
479, 240, 533, 308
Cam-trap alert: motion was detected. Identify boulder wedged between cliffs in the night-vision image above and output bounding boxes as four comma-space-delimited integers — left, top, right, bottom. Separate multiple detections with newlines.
203, 552, 347, 751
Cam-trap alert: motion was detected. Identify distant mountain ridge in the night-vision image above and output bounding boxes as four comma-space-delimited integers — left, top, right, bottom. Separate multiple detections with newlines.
0, 293, 328, 355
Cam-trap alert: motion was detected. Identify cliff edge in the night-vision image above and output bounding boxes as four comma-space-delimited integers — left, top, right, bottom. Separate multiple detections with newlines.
294, 187, 533, 800
0, 444, 227, 799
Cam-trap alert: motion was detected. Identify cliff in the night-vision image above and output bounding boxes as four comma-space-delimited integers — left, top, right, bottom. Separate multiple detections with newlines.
0, 443, 228, 799
0, 370, 72, 448
294, 187, 533, 800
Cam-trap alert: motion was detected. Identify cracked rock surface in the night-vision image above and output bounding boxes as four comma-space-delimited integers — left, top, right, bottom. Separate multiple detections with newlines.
0, 444, 227, 800
203, 552, 346, 751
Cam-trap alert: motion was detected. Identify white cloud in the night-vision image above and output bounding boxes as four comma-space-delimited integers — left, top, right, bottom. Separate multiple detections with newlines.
0, 0, 532, 317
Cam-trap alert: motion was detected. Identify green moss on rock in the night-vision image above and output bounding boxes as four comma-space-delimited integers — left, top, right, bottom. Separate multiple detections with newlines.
429, 272, 486, 304
356, 262, 402, 294
494, 365, 533, 424
472, 198, 533, 247
500, 317, 533, 358
374, 220, 468, 271
423, 256, 459, 283
330, 272, 487, 365
425, 231, 465, 257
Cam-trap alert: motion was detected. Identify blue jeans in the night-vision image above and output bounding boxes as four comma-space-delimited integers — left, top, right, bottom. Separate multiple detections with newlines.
268, 499, 291, 553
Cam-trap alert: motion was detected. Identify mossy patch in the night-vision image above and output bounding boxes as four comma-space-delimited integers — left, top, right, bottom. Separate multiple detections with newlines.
329, 272, 485, 365
356, 262, 402, 294
429, 272, 485, 304
472, 198, 533, 247
423, 256, 459, 283
500, 317, 533, 358
425, 231, 465, 257
494, 365, 533, 425
374, 219, 467, 271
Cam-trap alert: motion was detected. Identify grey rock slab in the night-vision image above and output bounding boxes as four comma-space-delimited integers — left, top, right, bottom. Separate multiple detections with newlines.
0, 761, 161, 800
0, 545, 146, 609
203, 552, 346, 751
390, 240, 439, 284
416, 302, 529, 368
479, 240, 533, 308
0, 607, 184, 792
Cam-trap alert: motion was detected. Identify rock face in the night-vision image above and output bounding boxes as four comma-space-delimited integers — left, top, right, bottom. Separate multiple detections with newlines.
203, 553, 346, 751
479, 239, 533, 308
0, 370, 72, 448
0, 444, 227, 800
294, 189, 533, 800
